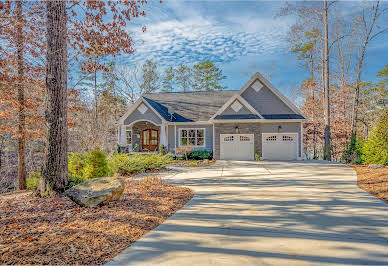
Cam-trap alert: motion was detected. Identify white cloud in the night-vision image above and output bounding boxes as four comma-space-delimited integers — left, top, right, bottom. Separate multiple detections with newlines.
121, 1, 293, 67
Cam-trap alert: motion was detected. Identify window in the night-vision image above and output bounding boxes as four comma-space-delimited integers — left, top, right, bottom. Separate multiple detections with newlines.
180, 128, 205, 147
282, 135, 294, 142
126, 127, 132, 145
266, 135, 277, 142
240, 136, 250, 141
224, 136, 234, 142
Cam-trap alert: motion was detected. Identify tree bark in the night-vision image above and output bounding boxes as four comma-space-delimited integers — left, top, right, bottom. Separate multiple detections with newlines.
351, 1, 380, 136
16, 0, 26, 190
40, 0, 68, 195
323, 0, 331, 160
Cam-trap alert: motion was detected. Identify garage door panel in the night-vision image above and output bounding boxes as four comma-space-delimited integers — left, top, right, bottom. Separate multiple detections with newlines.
262, 133, 297, 160
220, 134, 254, 161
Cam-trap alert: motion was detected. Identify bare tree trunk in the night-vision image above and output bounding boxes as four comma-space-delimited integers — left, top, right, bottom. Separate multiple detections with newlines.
16, 0, 26, 190
323, 0, 331, 160
94, 69, 98, 122
351, 1, 380, 136
39, 0, 68, 195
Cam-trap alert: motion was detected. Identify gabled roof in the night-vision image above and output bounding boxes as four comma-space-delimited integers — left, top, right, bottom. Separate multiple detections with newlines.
209, 94, 264, 120
119, 73, 306, 124
240, 72, 303, 115
142, 91, 238, 122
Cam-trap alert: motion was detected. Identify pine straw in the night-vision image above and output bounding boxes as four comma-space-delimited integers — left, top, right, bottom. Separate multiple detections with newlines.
353, 165, 388, 203
0, 179, 193, 265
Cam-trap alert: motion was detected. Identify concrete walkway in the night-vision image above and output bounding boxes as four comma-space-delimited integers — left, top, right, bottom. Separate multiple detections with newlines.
108, 160, 388, 265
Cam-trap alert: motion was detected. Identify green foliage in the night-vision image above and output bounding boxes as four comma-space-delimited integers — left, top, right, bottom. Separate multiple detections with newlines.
362, 110, 388, 165
175, 64, 193, 92
291, 28, 320, 70
341, 134, 364, 164
83, 148, 110, 180
108, 153, 173, 175
187, 150, 213, 160
67, 149, 109, 187
26, 170, 41, 190
140, 60, 159, 92
162, 66, 175, 92
254, 150, 261, 161
193, 61, 226, 91
68, 152, 86, 180
159, 144, 167, 155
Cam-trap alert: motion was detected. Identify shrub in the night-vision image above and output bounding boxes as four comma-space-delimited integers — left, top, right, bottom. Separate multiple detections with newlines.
254, 150, 261, 161
362, 110, 388, 165
159, 144, 167, 155
174, 146, 194, 160
68, 152, 86, 180
108, 153, 173, 175
341, 134, 364, 164
26, 170, 40, 190
83, 148, 110, 179
187, 150, 213, 160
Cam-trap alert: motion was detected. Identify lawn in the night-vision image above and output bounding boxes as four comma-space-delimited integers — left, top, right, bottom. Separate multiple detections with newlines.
353, 165, 388, 203
0, 178, 193, 265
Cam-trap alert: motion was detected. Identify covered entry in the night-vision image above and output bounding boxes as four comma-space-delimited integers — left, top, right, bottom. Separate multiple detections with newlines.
262, 133, 298, 160
220, 134, 254, 160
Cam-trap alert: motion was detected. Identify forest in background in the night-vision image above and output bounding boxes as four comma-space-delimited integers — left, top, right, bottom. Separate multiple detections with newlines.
0, 0, 387, 193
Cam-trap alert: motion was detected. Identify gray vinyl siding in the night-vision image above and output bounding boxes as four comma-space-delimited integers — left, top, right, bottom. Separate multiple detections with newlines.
241, 84, 296, 115
221, 100, 253, 115
214, 122, 301, 159
123, 104, 162, 125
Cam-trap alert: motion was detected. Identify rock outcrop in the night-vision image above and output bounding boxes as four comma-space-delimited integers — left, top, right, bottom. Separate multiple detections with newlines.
66, 177, 124, 207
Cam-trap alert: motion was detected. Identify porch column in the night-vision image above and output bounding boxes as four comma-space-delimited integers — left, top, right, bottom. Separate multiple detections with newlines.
160, 124, 166, 146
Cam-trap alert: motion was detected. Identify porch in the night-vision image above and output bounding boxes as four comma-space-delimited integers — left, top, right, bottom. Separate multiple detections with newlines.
119, 121, 166, 153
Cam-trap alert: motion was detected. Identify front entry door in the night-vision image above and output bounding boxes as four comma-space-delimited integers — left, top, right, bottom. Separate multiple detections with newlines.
142, 129, 159, 151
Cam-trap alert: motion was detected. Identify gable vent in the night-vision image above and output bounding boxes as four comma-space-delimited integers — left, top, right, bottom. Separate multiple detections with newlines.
138, 103, 148, 114
231, 100, 243, 112
252, 80, 263, 92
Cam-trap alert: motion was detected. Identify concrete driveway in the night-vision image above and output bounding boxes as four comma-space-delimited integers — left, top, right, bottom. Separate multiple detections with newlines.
109, 160, 388, 265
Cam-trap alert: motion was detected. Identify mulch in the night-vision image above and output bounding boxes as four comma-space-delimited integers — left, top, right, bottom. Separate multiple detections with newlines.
0, 179, 193, 265
352, 165, 388, 203
169, 160, 216, 167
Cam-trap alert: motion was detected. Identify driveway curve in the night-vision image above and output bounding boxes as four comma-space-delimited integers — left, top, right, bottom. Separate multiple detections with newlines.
109, 160, 388, 265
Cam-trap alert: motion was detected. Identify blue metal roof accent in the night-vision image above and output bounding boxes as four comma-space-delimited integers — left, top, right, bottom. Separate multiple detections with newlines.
143, 97, 194, 122
215, 114, 261, 120
262, 114, 305, 119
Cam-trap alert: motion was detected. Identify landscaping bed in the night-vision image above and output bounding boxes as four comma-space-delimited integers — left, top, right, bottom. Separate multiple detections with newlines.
169, 159, 215, 167
0, 179, 193, 265
352, 165, 388, 203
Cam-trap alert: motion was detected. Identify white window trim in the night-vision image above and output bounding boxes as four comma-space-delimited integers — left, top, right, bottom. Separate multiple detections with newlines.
178, 128, 206, 147
125, 126, 132, 146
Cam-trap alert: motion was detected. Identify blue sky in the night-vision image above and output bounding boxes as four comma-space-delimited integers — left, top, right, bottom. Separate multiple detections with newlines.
120, 0, 388, 100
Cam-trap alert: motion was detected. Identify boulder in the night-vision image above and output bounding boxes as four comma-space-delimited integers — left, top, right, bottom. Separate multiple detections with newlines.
368, 164, 386, 169
66, 177, 124, 207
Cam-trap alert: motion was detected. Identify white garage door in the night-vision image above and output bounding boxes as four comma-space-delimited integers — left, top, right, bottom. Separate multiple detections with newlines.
262, 133, 298, 160
220, 134, 254, 161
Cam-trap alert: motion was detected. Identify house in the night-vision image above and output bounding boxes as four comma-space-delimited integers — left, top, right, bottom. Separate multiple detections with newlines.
117, 72, 306, 161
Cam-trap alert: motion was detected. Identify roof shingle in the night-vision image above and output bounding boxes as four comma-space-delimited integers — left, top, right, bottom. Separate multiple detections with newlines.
143, 91, 239, 121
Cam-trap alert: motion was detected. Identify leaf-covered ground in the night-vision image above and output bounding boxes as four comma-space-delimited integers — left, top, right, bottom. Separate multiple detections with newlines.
353, 165, 388, 203
0, 179, 193, 265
